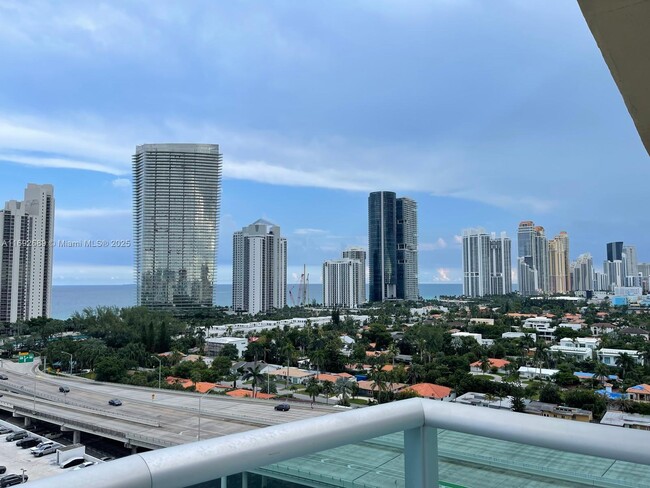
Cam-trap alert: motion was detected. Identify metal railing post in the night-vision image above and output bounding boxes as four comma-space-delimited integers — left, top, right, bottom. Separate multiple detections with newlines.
404, 426, 438, 488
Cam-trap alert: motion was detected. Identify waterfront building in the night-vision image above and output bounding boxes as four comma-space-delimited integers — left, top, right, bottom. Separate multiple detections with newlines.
322, 258, 364, 308
571, 253, 595, 292
462, 228, 511, 297
133, 143, 222, 310
517, 221, 549, 296
232, 219, 287, 314
549, 231, 570, 294
368, 191, 418, 302
342, 247, 367, 305
0, 184, 54, 322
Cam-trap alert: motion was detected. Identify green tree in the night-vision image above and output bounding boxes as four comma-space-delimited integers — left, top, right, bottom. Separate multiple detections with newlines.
219, 344, 240, 361
242, 363, 265, 398
511, 386, 526, 413
305, 377, 322, 403
335, 377, 354, 406
321, 380, 335, 404
539, 383, 563, 404
95, 356, 128, 382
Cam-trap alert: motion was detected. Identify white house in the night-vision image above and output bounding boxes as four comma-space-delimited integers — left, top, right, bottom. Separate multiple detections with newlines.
597, 348, 645, 366
590, 323, 616, 336
518, 366, 559, 380
502, 331, 537, 342
522, 317, 556, 341
550, 337, 600, 360
451, 331, 494, 347
205, 337, 248, 358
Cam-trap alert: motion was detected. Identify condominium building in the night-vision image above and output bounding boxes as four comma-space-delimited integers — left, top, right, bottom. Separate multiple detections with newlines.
342, 247, 366, 305
232, 219, 287, 314
396, 197, 419, 300
322, 258, 364, 308
462, 229, 512, 297
517, 221, 549, 296
368, 191, 418, 302
549, 231, 570, 294
133, 144, 222, 310
0, 184, 54, 323
571, 253, 594, 292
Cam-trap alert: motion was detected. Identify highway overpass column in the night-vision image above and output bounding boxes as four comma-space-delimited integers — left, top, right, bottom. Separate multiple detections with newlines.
23, 417, 31, 427
73, 430, 80, 444
404, 426, 438, 488
220, 476, 227, 488
242, 472, 248, 488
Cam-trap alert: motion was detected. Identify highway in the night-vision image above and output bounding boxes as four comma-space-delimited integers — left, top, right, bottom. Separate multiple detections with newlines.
0, 360, 338, 449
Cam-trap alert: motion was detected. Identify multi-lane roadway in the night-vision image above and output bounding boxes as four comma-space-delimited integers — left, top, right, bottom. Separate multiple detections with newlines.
0, 360, 337, 449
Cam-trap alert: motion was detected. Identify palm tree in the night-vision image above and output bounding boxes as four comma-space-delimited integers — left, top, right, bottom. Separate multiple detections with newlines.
479, 356, 492, 374
594, 362, 610, 386
242, 363, 265, 398
335, 377, 354, 405
321, 380, 335, 405
305, 377, 322, 403
615, 352, 636, 379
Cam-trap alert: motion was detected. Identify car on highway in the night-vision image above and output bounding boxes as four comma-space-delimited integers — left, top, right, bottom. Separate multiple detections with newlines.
58, 386, 70, 393
274, 403, 290, 411
0, 374, 8, 380
5, 432, 27, 442
0, 427, 13, 435
0, 474, 28, 486
108, 399, 122, 406
16, 437, 40, 449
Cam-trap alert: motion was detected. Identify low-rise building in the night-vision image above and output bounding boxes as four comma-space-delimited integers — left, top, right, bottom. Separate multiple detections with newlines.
356, 380, 406, 397
626, 384, 650, 402
550, 337, 599, 360
590, 323, 616, 336
501, 331, 537, 342
469, 358, 511, 374
618, 327, 650, 340
522, 317, 556, 341
525, 401, 592, 422
600, 411, 650, 430
450, 331, 494, 347
518, 366, 559, 380
455, 392, 513, 410
267, 367, 316, 385
205, 337, 248, 358
597, 348, 644, 366
469, 318, 495, 325
403, 383, 452, 401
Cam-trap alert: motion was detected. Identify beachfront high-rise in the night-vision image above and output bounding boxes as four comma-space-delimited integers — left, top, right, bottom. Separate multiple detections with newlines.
462, 228, 511, 297
342, 247, 367, 305
133, 144, 222, 310
368, 191, 418, 302
517, 221, 549, 296
232, 219, 287, 314
322, 258, 364, 308
549, 231, 570, 294
0, 184, 54, 323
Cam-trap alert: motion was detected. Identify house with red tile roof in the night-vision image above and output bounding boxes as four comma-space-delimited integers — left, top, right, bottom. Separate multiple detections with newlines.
165, 376, 194, 389
356, 380, 406, 397
469, 358, 510, 374
403, 383, 452, 401
225, 389, 276, 400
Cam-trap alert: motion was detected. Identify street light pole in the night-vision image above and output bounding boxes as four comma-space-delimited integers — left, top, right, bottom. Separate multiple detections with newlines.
197, 388, 215, 441
151, 356, 162, 390
62, 352, 73, 375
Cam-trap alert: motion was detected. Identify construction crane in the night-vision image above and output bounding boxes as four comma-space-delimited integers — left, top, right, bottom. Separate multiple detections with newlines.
297, 264, 309, 306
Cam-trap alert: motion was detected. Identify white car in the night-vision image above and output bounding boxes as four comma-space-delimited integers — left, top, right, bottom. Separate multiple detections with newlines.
71, 461, 95, 471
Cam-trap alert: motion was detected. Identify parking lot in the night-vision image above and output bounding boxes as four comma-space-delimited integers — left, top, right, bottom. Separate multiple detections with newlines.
0, 421, 67, 484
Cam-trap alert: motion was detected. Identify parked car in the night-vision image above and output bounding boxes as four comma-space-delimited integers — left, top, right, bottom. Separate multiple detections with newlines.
32, 443, 57, 457
0, 474, 28, 486
58, 386, 70, 393
0, 427, 13, 435
108, 399, 122, 406
17, 437, 40, 449
60, 457, 85, 469
0, 467, 5, 475
71, 461, 95, 470
274, 403, 290, 411
5, 432, 27, 442
0, 374, 8, 380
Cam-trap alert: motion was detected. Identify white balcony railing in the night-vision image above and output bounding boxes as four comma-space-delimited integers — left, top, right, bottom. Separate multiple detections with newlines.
27, 398, 650, 488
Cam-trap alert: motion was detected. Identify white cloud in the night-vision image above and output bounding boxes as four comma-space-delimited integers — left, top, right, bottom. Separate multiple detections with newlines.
294, 228, 328, 235
435, 268, 451, 282
420, 237, 447, 251
454, 235, 463, 245
112, 178, 131, 188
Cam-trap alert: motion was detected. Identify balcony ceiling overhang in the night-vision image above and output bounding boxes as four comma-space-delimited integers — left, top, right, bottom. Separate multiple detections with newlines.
578, 0, 650, 156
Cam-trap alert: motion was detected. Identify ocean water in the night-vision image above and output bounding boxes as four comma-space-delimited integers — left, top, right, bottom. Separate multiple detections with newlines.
51, 283, 464, 320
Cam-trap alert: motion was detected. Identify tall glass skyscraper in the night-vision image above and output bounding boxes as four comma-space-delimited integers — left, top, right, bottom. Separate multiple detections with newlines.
517, 221, 549, 296
133, 144, 222, 310
368, 191, 418, 302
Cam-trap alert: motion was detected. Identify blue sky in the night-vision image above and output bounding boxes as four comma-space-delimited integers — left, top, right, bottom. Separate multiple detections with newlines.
0, 0, 648, 285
